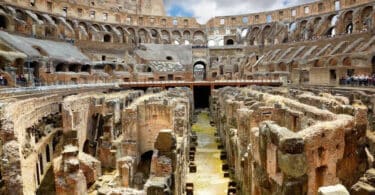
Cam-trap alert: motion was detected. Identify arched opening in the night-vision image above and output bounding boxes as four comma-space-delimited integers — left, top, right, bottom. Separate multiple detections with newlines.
103, 34, 111, 42
226, 39, 234, 45
326, 27, 336, 37
372, 56, 375, 74
343, 57, 352, 67
361, 6, 373, 31
0, 15, 8, 29
81, 65, 91, 73
46, 145, 50, 163
329, 58, 338, 66
136, 151, 154, 186
279, 63, 287, 71
314, 60, 324, 68
193, 61, 206, 81
55, 63, 66, 72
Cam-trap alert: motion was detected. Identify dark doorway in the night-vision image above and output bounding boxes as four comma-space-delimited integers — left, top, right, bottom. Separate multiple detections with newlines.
194, 86, 211, 108
330, 69, 337, 81
372, 56, 375, 74
103, 34, 111, 42
0, 15, 7, 29
137, 151, 154, 181
226, 39, 234, 45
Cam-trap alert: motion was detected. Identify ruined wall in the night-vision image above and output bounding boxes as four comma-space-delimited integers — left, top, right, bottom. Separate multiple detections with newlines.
211, 86, 368, 195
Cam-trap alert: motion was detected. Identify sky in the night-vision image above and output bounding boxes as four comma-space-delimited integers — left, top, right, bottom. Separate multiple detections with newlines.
164, 0, 317, 24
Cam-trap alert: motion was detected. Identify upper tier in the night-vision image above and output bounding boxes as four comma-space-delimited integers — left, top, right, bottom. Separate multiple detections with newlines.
2, 0, 373, 28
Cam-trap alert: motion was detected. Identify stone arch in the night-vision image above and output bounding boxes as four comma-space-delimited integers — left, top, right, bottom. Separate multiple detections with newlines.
262, 25, 272, 45
127, 27, 136, 45
279, 62, 287, 71
91, 23, 101, 31
172, 30, 182, 44
150, 29, 158, 39
361, 6, 373, 30
193, 30, 205, 45
299, 20, 310, 40
193, 61, 207, 80
291, 61, 299, 69
248, 26, 260, 45
138, 28, 149, 43
161, 30, 171, 44
313, 59, 324, 68
226, 39, 234, 45
103, 34, 111, 42
343, 57, 352, 67
78, 22, 89, 40
104, 24, 111, 32
15, 9, 27, 21
329, 58, 338, 66
342, 10, 354, 34
183, 30, 191, 40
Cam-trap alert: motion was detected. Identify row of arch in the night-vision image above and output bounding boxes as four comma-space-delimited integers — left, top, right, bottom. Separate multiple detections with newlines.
0, 5, 207, 45
234, 4, 374, 46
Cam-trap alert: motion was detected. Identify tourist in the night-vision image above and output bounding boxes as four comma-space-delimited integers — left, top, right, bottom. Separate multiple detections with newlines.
0, 74, 4, 85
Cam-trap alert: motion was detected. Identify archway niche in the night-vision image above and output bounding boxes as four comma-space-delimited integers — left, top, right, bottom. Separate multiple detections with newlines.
226, 39, 234, 45
193, 61, 206, 81
103, 34, 111, 42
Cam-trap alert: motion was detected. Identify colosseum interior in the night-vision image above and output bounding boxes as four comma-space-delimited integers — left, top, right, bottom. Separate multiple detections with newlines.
0, 0, 374, 194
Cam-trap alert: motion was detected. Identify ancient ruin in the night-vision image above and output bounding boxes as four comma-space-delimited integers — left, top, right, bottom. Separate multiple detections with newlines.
0, 0, 374, 194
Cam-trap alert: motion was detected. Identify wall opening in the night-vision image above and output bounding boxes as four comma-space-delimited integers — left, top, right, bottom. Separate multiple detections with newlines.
39, 154, 44, 175
372, 56, 375, 74
193, 61, 206, 81
0, 15, 8, 29
226, 39, 234, 45
45, 145, 50, 163
316, 166, 327, 189
103, 34, 111, 42
136, 151, 153, 185
194, 86, 211, 108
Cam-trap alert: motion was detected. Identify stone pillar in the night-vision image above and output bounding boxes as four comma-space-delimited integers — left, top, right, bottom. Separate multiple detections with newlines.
54, 145, 87, 195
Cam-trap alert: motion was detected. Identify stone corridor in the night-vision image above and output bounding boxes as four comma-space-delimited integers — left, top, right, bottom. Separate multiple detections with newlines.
187, 111, 230, 195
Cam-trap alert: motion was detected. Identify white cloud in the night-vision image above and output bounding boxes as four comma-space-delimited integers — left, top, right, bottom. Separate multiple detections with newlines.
164, 0, 317, 24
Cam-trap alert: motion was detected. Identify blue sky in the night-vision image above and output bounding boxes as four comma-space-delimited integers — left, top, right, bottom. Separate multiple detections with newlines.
164, 0, 317, 23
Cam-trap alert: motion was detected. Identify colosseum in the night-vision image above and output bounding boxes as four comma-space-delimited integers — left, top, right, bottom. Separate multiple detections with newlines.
0, 0, 373, 194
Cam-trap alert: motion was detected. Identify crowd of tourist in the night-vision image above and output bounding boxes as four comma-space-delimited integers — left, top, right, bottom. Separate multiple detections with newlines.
340, 74, 375, 86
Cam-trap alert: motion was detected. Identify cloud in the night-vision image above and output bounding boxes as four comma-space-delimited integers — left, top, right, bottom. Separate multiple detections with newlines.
164, 0, 317, 24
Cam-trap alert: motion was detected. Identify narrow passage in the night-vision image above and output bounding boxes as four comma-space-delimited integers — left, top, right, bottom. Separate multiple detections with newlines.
187, 110, 229, 195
